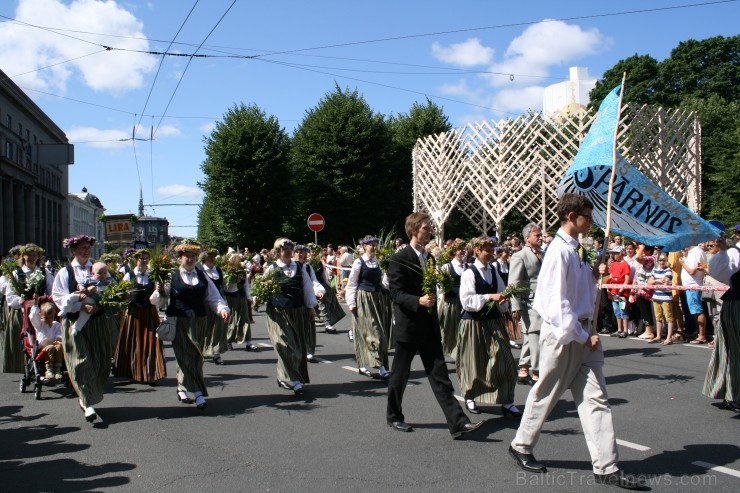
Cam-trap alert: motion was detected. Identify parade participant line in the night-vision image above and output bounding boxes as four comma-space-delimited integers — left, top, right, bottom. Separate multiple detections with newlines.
600, 284, 728, 291
692, 461, 740, 479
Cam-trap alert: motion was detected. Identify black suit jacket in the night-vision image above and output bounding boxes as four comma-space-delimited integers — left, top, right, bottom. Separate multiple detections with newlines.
388, 245, 440, 343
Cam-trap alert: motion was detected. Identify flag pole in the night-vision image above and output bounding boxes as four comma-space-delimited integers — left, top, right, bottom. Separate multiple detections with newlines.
592, 72, 628, 332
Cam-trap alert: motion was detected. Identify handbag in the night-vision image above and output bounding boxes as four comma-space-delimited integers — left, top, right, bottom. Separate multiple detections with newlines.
156, 316, 177, 341
701, 286, 714, 302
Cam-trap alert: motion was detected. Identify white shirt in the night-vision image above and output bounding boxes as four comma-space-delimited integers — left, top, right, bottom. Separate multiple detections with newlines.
707, 247, 740, 285
263, 260, 318, 308
460, 260, 508, 313
303, 262, 327, 299
52, 259, 92, 316
29, 305, 63, 347
533, 228, 597, 345
345, 254, 388, 309
681, 245, 706, 286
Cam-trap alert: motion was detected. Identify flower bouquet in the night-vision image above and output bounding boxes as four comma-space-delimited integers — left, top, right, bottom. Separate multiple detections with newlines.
251, 269, 283, 304
218, 251, 246, 287
421, 257, 452, 313
98, 279, 137, 311
25, 270, 47, 297
148, 247, 176, 285
1, 260, 26, 297
484, 283, 531, 314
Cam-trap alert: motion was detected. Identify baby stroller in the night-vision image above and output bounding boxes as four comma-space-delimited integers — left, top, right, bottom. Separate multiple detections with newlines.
19, 297, 68, 399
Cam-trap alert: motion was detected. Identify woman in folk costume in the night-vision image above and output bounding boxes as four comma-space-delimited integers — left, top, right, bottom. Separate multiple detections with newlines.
307, 243, 345, 334
439, 240, 467, 359
293, 244, 325, 362
100, 251, 124, 352
345, 235, 391, 380
152, 240, 230, 410
223, 249, 258, 352
112, 249, 167, 384
52, 235, 116, 422
199, 248, 229, 365
263, 238, 318, 395
457, 236, 521, 417
1, 246, 24, 373
703, 236, 740, 413
4, 243, 53, 374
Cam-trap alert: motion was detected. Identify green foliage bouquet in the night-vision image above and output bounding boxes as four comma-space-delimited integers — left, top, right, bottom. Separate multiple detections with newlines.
251, 269, 283, 303
148, 248, 176, 285
98, 279, 137, 311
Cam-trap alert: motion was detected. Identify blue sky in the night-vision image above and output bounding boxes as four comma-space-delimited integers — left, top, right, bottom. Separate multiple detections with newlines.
1, 0, 738, 240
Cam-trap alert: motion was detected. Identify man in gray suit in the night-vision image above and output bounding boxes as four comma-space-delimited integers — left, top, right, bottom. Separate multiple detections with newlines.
508, 223, 543, 386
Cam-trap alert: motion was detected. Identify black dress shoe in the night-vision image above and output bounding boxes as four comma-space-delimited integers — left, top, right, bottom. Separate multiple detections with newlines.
502, 405, 523, 419
359, 368, 373, 378
388, 421, 414, 432
277, 380, 292, 390
450, 421, 483, 439
725, 400, 740, 412
509, 445, 547, 473
245, 344, 260, 352
594, 471, 646, 490
517, 375, 534, 385
212, 356, 226, 365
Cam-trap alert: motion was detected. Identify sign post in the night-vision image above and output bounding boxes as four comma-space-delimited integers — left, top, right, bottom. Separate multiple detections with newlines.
307, 212, 325, 244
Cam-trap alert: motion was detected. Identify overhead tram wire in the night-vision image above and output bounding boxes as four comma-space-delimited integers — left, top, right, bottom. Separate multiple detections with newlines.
152, 0, 238, 139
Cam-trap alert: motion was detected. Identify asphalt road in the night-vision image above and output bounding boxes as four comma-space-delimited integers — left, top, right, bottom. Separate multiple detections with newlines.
1, 305, 739, 493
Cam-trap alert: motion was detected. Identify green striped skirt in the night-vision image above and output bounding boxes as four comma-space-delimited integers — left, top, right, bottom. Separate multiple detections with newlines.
266, 304, 310, 384
353, 290, 391, 369
173, 316, 208, 395
439, 296, 463, 359
456, 317, 516, 404
1, 306, 25, 374
226, 295, 251, 344
63, 311, 114, 407
315, 288, 346, 330
203, 308, 229, 357
702, 298, 740, 402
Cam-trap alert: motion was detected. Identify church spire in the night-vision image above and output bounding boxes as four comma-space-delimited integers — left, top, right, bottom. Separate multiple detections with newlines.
138, 188, 144, 217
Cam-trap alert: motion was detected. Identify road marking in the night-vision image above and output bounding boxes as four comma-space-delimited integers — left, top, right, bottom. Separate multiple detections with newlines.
684, 343, 711, 349
454, 394, 464, 402
692, 461, 740, 479
312, 356, 331, 364
257, 343, 273, 348
342, 365, 360, 373
616, 439, 651, 452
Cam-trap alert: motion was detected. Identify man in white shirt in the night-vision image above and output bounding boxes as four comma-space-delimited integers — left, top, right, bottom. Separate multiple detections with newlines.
509, 193, 644, 490
680, 243, 708, 343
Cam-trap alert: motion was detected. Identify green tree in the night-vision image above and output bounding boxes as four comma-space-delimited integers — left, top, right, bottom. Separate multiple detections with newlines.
290, 85, 393, 244
589, 54, 659, 108
198, 103, 292, 250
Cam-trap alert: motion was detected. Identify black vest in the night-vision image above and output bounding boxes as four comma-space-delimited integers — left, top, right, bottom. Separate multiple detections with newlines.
130, 272, 156, 308
269, 263, 304, 309
444, 262, 463, 298
357, 258, 382, 292
461, 265, 501, 321
166, 268, 208, 318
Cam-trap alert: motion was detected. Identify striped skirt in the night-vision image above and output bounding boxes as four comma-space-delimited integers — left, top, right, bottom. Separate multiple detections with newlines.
353, 290, 391, 369
315, 288, 346, 331
439, 296, 463, 359
203, 308, 229, 358
172, 316, 208, 395
456, 317, 516, 404
702, 298, 740, 402
226, 295, 251, 344
112, 305, 166, 383
266, 305, 310, 384
1, 306, 25, 373
63, 311, 114, 407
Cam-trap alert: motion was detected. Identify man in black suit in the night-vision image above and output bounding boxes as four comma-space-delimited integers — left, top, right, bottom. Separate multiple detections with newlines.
386, 212, 482, 439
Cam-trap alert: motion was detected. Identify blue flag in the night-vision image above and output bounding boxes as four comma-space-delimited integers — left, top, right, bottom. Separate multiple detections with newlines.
558, 85, 722, 251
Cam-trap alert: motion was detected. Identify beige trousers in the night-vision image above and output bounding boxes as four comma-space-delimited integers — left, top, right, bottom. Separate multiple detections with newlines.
511, 321, 619, 475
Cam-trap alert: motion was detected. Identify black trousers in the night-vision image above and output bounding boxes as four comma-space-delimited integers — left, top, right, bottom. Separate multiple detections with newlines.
386, 336, 469, 432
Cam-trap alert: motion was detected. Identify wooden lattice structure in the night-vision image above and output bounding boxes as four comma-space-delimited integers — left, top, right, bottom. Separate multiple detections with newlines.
412, 103, 701, 240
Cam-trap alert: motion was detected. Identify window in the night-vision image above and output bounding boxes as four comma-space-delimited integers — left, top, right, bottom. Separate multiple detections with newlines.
6, 114, 11, 128
5, 141, 12, 159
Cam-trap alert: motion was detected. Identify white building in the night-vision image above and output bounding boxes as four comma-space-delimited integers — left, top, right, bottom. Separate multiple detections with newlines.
542, 67, 597, 117
68, 187, 106, 259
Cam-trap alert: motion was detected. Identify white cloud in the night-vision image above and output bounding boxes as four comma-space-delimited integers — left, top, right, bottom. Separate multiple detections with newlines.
491, 86, 546, 114
454, 113, 489, 128
66, 126, 131, 149
438, 79, 487, 106
157, 184, 203, 198
199, 122, 215, 134
484, 20, 608, 88
0, 0, 157, 94
153, 124, 181, 138
431, 38, 493, 67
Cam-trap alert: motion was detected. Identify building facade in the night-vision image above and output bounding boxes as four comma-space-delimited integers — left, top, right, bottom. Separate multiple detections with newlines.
0, 67, 73, 260
103, 213, 170, 251
68, 187, 106, 259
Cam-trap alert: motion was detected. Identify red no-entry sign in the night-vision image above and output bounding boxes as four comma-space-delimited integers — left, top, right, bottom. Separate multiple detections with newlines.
307, 213, 325, 232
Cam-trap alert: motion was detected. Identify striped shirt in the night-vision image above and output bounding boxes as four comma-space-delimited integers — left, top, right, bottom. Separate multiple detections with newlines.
650, 266, 673, 302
